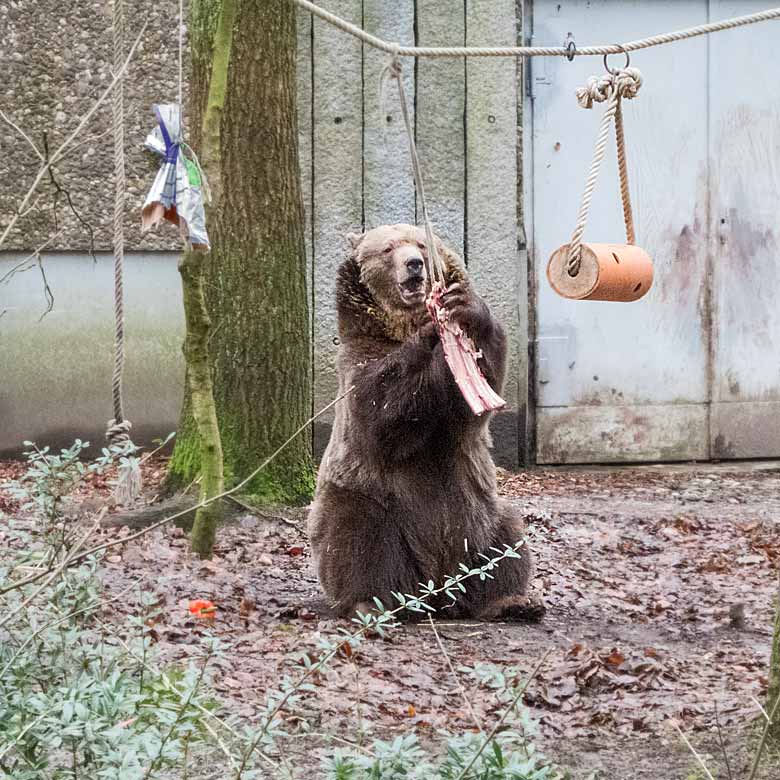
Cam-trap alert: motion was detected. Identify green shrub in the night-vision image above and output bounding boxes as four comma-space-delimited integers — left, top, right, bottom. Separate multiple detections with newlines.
1, 440, 561, 779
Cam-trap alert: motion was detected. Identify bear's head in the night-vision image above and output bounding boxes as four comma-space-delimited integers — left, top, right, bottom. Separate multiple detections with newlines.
338, 224, 466, 342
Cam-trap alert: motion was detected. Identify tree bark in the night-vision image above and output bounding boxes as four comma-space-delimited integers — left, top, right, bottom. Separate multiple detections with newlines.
170, 0, 314, 505
180, 249, 225, 558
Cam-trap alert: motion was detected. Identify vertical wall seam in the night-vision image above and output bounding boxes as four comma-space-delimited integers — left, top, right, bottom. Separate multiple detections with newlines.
462, 0, 468, 267
523, 0, 537, 465
309, 11, 316, 426
360, 2, 366, 231
413, 0, 419, 224
514, 0, 526, 466
704, 0, 714, 459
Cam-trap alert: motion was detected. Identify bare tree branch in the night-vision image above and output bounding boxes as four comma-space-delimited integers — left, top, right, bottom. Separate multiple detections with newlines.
713, 701, 733, 780
35, 253, 54, 321
0, 20, 148, 250
427, 614, 483, 733
0, 229, 65, 286
0, 109, 44, 161
671, 721, 716, 780
42, 131, 97, 263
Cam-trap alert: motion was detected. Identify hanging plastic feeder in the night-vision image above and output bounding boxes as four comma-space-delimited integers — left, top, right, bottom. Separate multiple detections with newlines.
547, 242, 653, 302
548, 52, 653, 303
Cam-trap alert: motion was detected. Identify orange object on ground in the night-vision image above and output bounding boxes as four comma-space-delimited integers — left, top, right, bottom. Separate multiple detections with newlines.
188, 599, 216, 618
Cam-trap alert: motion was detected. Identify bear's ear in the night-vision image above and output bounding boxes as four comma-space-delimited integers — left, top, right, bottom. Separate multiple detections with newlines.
347, 231, 365, 251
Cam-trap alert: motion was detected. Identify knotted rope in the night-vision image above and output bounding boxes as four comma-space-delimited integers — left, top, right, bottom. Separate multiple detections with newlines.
107, 0, 142, 504
108, 0, 131, 446
567, 65, 643, 276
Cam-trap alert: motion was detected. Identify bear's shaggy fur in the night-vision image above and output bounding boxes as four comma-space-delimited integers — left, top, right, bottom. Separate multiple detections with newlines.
307, 224, 535, 620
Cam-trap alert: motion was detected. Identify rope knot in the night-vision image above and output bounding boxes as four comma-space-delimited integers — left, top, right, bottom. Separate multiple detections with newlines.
614, 66, 643, 99
576, 67, 643, 109
106, 417, 133, 445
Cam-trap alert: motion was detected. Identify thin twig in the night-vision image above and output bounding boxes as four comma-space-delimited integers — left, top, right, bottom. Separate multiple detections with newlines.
234, 542, 528, 779
747, 694, 780, 780
0, 110, 44, 160
0, 229, 65, 286
453, 651, 552, 780
142, 648, 214, 779
0, 21, 148, 250
0, 579, 139, 680
35, 253, 54, 320
42, 131, 97, 263
297, 731, 375, 756
751, 695, 772, 724
671, 721, 716, 780
713, 701, 734, 780
137, 432, 176, 466
0, 710, 52, 761
0, 513, 104, 628
0, 388, 354, 597
91, 614, 276, 774
70, 126, 113, 153
427, 614, 483, 732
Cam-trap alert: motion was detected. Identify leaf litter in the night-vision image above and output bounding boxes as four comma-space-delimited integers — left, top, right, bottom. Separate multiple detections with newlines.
2, 458, 779, 778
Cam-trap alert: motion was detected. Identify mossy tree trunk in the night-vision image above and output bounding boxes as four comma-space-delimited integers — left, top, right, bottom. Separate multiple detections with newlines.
768, 576, 780, 744
180, 251, 224, 558
171, 0, 314, 506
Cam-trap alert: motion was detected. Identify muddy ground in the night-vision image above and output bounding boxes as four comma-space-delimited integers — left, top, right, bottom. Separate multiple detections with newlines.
3, 459, 780, 779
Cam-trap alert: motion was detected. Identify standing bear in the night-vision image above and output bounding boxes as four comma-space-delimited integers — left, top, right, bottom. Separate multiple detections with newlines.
308, 224, 537, 621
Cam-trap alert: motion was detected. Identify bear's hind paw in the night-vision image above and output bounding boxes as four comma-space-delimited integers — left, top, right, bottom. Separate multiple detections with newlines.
479, 593, 546, 624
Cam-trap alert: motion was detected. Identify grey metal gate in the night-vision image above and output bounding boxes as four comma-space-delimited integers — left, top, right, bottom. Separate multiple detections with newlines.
526, 0, 780, 463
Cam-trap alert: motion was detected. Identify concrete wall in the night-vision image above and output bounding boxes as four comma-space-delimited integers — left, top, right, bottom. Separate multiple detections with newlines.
1, 2, 528, 467
0, 0, 188, 253
0, 252, 184, 456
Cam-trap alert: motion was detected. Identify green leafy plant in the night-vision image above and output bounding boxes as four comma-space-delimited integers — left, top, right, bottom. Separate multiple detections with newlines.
3, 439, 139, 526
1, 437, 560, 780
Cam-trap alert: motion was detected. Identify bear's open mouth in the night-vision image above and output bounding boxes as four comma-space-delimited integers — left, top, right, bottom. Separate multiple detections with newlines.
399, 277, 425, 303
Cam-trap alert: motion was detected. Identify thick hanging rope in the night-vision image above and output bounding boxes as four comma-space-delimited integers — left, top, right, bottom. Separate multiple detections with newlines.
107, 0, 142, 504
382, 56, 505, 416
293, 0, 780, 59
107, 0, 130, 446
566, 66, 643, 276
381, 54, 445, 285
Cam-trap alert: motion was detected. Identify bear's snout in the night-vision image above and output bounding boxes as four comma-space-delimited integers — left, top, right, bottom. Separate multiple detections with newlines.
405, 256, 424, 274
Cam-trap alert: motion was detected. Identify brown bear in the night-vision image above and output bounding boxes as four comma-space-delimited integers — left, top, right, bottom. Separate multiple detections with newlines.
307, 224, 536, 621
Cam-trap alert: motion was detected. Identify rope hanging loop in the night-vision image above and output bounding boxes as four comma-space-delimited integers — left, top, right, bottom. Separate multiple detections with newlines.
547, 55, 653, 303
382, 55, 504, 415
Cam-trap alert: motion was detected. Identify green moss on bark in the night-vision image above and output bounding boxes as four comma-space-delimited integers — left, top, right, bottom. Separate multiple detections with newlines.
170, 0, 313, 510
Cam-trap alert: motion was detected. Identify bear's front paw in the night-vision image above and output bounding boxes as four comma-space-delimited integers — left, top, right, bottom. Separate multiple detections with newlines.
441, 282, 490, 333
417, 321, 440, 349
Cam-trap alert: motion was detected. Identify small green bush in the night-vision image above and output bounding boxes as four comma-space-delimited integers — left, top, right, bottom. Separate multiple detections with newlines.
1, 440, 561, 779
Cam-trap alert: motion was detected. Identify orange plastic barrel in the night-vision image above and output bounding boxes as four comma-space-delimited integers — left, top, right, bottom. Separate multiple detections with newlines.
547, 242, 653, 302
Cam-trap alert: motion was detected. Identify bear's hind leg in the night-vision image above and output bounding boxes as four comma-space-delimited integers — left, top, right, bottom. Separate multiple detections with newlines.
309, 485, 423, 619
464, 500, 544, 623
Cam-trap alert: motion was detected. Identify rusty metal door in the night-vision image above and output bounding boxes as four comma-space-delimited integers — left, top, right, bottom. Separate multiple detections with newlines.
526, 0, 780, 463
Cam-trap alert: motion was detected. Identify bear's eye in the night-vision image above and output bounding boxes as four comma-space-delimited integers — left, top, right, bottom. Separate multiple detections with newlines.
383, 245, 393, 254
